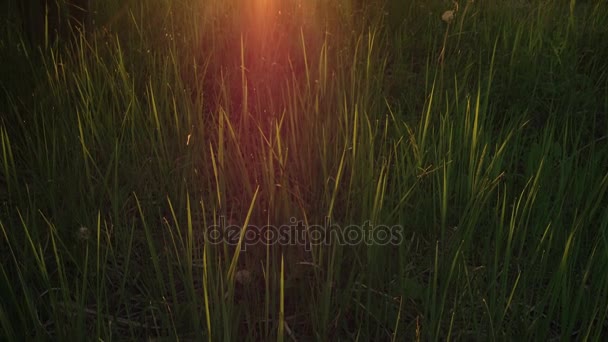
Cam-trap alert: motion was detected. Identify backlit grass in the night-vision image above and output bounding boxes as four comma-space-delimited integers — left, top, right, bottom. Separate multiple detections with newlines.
1, 0, 607, 340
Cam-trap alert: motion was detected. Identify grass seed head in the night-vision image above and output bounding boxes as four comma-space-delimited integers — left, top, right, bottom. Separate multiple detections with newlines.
78, 226, 91, 241
442, 10, 455, 24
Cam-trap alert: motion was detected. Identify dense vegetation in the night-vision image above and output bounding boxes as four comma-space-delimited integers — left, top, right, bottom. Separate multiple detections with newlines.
1, 0, 607, 340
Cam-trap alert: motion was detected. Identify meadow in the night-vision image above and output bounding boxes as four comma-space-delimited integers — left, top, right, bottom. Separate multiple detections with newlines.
1, 0, 607, 340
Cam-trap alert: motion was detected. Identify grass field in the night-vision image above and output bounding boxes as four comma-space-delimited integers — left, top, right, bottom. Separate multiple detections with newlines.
1, 0, 608, 340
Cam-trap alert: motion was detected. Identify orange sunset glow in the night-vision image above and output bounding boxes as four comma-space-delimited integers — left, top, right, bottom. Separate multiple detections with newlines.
201, 0, 332, 226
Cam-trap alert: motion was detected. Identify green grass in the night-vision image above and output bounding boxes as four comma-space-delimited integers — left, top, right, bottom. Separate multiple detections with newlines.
1, 0, 608, 340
